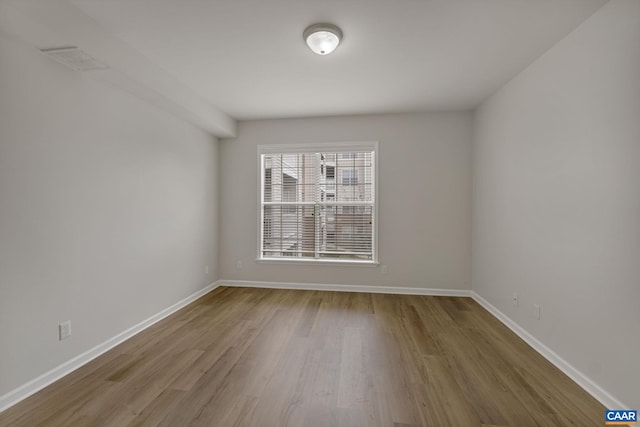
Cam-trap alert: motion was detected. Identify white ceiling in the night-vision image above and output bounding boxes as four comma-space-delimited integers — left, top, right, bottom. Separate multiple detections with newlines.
2, 0, 607, 133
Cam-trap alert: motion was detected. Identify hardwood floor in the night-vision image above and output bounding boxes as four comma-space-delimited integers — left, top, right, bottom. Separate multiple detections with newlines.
0, 287, 605, 426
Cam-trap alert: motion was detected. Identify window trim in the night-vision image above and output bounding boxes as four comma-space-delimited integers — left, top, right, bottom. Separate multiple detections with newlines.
257, 141, 379, 265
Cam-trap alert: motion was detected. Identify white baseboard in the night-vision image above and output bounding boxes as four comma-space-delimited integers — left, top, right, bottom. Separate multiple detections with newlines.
471, 291, 627, 410
219, 279, 473, 297
0, 281, 221, 414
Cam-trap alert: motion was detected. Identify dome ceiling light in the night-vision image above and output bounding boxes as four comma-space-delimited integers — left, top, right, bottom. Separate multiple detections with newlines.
303, 23, 343, 55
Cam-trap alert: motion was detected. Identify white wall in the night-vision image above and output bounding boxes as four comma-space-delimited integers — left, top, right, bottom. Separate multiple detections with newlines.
219, 113, 472, 289
472, 0, 640, 409
0, 34, 219, 397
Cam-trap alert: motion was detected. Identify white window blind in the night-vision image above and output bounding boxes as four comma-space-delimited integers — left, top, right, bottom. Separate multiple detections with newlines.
259, 144, 376, 263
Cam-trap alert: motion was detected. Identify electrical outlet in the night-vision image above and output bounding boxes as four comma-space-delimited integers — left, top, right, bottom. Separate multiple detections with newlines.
513, 292, 518, 306
236, 260, 243, 270
380, 265, 388, 274
205, 265, 209, 274
533, 304, 541, 320
59, 321, 71, 340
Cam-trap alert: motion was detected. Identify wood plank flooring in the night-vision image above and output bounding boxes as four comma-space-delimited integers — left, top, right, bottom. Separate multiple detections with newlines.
0, 287, 605, 426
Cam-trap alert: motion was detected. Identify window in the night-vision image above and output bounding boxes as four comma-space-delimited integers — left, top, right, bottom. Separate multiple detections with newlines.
342, 169, 358, 185
259, 142, 377, 263
326, 165, 335, 179
341, 206, 355, 214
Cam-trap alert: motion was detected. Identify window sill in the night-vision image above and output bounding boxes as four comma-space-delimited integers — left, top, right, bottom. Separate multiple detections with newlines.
257, 258, 379, 267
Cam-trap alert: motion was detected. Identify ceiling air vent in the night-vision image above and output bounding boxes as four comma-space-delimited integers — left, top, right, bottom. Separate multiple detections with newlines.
40, 47, 109, 72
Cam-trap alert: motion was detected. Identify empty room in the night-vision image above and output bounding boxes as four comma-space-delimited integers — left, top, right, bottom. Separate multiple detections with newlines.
0, 0, 638, 426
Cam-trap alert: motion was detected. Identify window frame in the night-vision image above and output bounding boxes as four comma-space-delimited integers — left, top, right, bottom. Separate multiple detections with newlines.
257, 141, 379, 266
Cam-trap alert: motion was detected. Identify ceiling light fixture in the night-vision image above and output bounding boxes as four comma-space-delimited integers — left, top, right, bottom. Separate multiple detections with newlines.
303, 23, 343, 55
